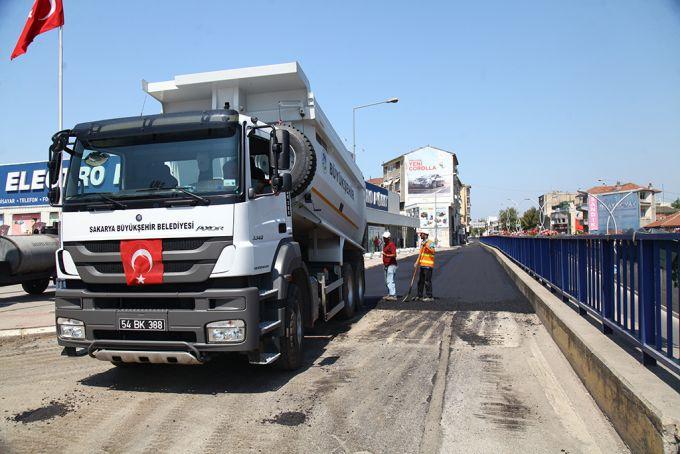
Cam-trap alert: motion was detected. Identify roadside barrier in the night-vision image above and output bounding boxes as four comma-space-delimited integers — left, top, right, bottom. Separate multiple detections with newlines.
481, 234, 680, 375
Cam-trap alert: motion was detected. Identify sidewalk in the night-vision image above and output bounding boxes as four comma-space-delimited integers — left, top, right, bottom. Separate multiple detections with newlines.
363, 247, 420, 268
0, 284, 56, 338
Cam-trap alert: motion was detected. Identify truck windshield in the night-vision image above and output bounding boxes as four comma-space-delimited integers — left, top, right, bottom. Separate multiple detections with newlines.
64, 132, 241, 204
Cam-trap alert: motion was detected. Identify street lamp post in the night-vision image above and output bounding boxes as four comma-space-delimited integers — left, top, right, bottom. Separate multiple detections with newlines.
524, 198, 545, 230
352, 97, 398, 160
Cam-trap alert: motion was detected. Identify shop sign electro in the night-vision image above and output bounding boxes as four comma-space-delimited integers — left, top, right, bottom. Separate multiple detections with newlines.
0, 160, 119, 208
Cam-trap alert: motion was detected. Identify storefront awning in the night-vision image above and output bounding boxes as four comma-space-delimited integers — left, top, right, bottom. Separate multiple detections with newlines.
366, 208, 418, 228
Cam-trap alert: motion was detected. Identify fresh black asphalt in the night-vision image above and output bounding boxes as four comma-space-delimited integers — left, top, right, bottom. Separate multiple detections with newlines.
364, 242, 533, 313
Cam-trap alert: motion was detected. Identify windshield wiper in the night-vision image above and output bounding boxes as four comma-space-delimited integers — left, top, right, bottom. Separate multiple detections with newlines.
88, 193, 127, 209
136, 187, 210, 205
171, 187, 211, 205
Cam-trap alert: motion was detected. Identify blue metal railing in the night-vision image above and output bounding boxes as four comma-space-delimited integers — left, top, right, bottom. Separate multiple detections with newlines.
481, 234, 680, 374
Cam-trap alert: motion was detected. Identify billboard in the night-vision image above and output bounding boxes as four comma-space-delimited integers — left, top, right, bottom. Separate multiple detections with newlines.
0, 160, 120, 208
418, 204, 449, 229
405, 147, 453, 200
596, 192, 640, 233
419, 206, 434, 228
365, 181, 388, 211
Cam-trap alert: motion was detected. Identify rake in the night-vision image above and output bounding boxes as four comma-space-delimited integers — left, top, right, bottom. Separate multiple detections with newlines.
401, 248, 424, 302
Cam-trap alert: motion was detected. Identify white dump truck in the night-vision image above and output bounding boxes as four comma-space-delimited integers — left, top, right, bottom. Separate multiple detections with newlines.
48, 63, 367, 369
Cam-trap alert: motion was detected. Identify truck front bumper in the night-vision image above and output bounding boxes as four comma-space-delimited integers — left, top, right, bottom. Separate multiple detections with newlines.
55, 286, 265, 361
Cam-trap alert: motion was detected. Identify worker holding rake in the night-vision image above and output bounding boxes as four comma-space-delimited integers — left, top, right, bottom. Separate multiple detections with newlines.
416, 230, 435, 301
402, 230, 436, 303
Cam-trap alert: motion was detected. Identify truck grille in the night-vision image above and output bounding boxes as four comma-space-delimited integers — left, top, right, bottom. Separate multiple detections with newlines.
80, 237, 212, 253
92, 262, 195, 274
93, 297, 195, 310
64, 236, 233, 285
65, 276, 249, 293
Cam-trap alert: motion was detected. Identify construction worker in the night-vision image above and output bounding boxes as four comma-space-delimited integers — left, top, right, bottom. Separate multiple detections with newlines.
416, 230, 435, 301
382, 231, 398, 301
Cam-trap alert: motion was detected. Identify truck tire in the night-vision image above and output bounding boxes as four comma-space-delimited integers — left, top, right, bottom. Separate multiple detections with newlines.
275, 124, 316, 198
277, 280, 304, 370
340, 263, 356, 319
354, 260, 365, 309
22, 278, 49, 295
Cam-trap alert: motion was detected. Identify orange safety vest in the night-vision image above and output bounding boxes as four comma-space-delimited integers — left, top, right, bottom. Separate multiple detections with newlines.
418, 239, 435, 268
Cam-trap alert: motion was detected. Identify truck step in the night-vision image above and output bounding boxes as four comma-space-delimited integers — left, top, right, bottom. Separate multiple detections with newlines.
249, 352, 281, 365
258, 289, 278, 301
259, 320, 282, 335
323, 278, 343, 295
325, 300, 345, 321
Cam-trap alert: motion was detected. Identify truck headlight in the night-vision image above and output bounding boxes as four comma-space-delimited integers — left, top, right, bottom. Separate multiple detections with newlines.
206, 320, 245, 343
57, 317, 85, 339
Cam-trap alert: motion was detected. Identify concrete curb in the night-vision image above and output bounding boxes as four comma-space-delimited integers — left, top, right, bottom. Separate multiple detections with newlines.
482, 243, 680, 454
0, 326, 55, 339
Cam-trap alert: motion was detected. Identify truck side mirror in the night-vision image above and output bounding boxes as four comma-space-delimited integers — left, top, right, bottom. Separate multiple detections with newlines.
47, 145, 62, 187
271, 129, 291, 171
272, 173, 292, 193
48, 130, 70, 187
48, 186, 61, 206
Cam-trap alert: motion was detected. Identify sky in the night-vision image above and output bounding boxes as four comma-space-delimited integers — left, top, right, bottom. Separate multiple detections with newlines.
1, 0, 679, 219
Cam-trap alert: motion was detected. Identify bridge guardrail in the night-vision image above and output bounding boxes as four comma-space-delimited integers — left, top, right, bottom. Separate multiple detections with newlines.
481, 233, 680, 375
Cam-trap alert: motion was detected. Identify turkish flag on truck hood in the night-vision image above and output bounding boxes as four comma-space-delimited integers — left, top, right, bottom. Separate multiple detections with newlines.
11, 0, 64, 60
120, 240, 164, 286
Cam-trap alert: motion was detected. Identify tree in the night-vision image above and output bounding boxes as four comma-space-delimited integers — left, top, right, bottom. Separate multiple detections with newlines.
471, 226, 487, 237
672, 198, 680, 210
520, 207, 540, 230
498, 207, 519, 231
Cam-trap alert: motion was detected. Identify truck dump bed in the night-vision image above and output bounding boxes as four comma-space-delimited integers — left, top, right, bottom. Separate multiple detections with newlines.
144, 62, 367, 247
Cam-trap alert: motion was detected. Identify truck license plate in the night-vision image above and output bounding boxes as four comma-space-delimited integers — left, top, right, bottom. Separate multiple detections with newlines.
119, 319, 165, 331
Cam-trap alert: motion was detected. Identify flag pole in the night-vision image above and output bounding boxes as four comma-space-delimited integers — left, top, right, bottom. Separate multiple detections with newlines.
58, 26, 63, 130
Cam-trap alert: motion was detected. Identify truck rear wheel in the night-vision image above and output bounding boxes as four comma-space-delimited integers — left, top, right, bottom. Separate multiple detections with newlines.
22, 278, 49, 295
277, 281, 304, 370
275, 124, 316, 198
354, 260, 365, 309
340, 263, 356, 319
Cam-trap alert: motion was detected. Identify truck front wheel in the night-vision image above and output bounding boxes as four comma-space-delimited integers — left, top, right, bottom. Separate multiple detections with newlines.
277, 281, 304, 370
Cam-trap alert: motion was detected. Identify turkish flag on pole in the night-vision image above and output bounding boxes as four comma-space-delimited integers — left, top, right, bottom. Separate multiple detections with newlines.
120, 240, 164, 286
11, 0, 64, 60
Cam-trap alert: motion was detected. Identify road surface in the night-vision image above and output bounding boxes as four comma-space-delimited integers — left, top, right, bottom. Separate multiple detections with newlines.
0, 244, 627, 453
0, 285, 54, 333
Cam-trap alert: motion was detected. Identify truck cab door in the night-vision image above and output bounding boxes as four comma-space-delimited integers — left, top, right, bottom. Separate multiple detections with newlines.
248, 140, 291, 273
